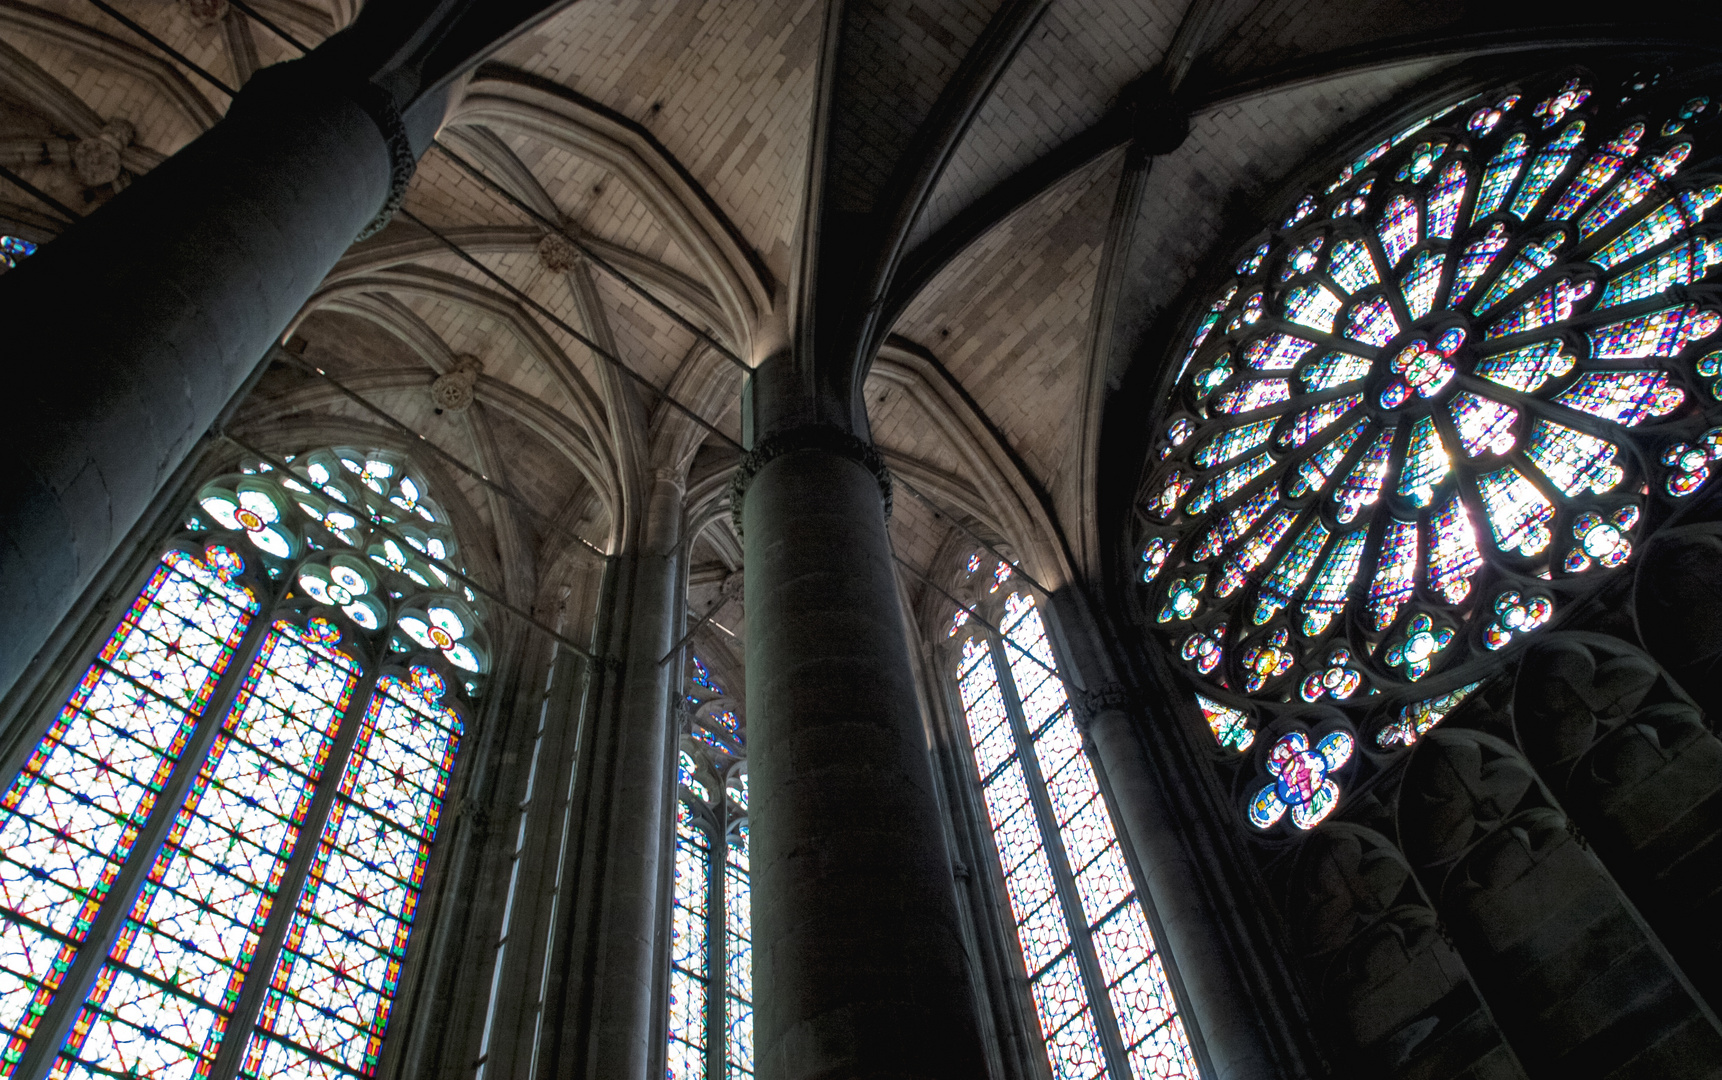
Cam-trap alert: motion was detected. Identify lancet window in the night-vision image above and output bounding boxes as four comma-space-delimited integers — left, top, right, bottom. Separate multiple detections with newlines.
666, 655, 751, 1080
0, 446, 486, 1080
945, 559, 1197, 1079
1136, 70, 1722, 831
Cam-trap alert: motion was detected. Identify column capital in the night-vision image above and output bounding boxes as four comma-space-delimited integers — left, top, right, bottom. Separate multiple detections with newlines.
728, 423, 892, 537
1076, 681, 1132, 725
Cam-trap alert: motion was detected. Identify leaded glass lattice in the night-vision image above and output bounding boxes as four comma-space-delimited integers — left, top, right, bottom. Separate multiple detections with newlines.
668, 654, 751, 1079
1136, 71, 1722, 829
950, 564, 1196, 1080
0, 443, 484, 1080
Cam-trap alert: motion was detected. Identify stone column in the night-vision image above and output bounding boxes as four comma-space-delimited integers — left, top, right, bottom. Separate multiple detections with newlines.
585, 469, 684, 1074
736, 424, 986, 1080
0, 52, 414, 701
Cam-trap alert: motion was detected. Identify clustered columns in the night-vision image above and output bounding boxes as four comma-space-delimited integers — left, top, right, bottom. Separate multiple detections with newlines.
733, 353, 989, 1080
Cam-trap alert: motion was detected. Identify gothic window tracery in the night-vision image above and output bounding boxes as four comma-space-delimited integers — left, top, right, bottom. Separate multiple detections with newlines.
667, 656, 750, 1080
0, 446, 483, 1080
1135, 71, 1722, 831
0, 236, 36, 271
945, 561, 1197, 1080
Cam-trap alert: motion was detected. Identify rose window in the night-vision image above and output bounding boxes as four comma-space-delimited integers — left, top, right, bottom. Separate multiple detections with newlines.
1136, 72, 1722, 814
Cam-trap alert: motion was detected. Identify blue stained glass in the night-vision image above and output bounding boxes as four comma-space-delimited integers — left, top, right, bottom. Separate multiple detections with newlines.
958, 596, 1192, 1079
1253, 518, 1330, 624
1299, 352, 1372, 391
1426, 494, 1483, 603
1277, 394, 1362, 450
1397, 417, 1451, 508
1213, 379, 1290, 416
1280, 236, 1324, 281
1344, 296, 1399, 347
1284, 195, 1318, 228
1526, 420, 1625, 496
1288, 422, 1367, 497
1196, 696, 1254, 752
1367, 518, 1419, 631
1395, 140, 1448, 184
1474, 340, 1575, 392
1194, 420, 1275, 467
1447, 222, 1510, 307
1596, 238, 1722, 308
692, 656, 723, 693
1327, 239, 1380, 294
1301, 530, 1367, 636
238, 666, 463, 1079
1215, 508, 1299, 598
1549, 123, 1643, 220
1472, 134, 1528, 222
1175, 286, 1237, 385
1332, 427, 1396, 523
1227, 292, 1264, 332
1191, 490, 1277, 561
724, 832, 752, 1080
1578, 145, 1695, 239
0, 235, 36, 270
1476, 468, 1556, 556
1448, 392, 1519, 457
1486, 278, 1594, 338
1186, 453, 1275, 517
1243, 333, 1317, 371
0, 551, 255, 1075
53, 620, 360, 1080
667, 801, 709, 1080
1507, 122, 1586, 219
1284, 284, 1343, 333
1591, 183, 1722, 270
1553, 371, 1686, 426
1588, 304, 1722, 359
1474, 234, 1565, 315
1377, 194, 1420, 266
1400, 250, 1444, 319
1236, 242, 1270, 276
1427, 159, 1468, 239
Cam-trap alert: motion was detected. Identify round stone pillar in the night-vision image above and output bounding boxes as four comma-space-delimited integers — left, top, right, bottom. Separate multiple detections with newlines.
0, 54, 409, 701
737, 428, 986, 1080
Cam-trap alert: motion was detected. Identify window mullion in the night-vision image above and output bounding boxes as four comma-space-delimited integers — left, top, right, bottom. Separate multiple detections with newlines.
987, 634, 1134, 1080
12, 609, 276, 1080
708, 798, 728, 1080
204, 663, 383, 1080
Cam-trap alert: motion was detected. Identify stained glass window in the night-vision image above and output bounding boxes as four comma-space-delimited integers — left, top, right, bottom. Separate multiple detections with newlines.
950, 575, 1196, 1079
0, 445, 486, 1080
1137, 73, 1722, 817
0, 235, 37, 270
668, 658, 750, 1079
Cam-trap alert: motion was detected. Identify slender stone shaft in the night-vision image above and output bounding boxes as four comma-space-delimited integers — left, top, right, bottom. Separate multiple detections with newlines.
0, 60, 398, 701
743, 442, 986, 1080
588, 471, 683, 1072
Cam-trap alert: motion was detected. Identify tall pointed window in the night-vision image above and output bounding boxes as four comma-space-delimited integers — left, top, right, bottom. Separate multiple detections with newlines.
666, 657, 751, 1080
1136, 74, 1722, 830
947, 560, 1196, 1080
0, 446, 487, 1080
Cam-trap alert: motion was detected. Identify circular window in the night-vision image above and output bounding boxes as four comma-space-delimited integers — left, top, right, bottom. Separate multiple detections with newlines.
1137, 71, 1722, 754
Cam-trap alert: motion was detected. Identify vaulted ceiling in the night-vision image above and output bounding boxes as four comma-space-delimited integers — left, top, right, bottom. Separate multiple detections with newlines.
1, 0, 1710, 652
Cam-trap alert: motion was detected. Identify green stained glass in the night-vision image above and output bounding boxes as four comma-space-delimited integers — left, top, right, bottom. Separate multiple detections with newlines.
1474, 340, 1575, 392
1397, 417, 1450, 508
1194, 420, 1275, 467
1366, 518, 1419, 631
1474, 233, 1565, 315
1476, 467, 1556, 556
1299, 352, 1372, 391
1506, 122, 1586, 219
1215, 508, 1299, 598
1326, 240, 1379, 294
1288, 421, 1367, 497
1252, 518, 1330, 624
1301, 531, 1366, 636
1400, 250, 1444, 319
1596, 238, 1722, 308
1472, 134, 1528, 222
